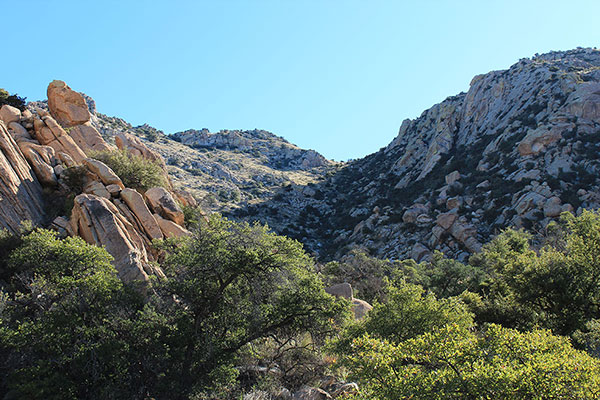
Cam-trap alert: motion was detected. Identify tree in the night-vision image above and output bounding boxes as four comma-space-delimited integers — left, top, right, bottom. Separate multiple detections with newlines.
150, 215, 350, 398
470, 211, 600, 338
0, 229, 144, 399
342, 324, 600, 399
332, 281, 473, 356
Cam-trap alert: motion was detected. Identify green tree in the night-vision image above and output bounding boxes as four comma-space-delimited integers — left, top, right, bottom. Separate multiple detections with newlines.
340, 324, 600, 399
150, 214, 350, 398
0, 229, 144, 399
332, 281, 473, 356
471, 210, 600, 338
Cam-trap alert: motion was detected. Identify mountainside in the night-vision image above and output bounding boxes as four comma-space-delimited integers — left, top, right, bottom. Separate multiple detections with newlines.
92, 115, 335, 212
232, 47, 600, 262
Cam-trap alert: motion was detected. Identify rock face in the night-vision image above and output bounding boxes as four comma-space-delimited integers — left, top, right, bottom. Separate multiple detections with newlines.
0, 81, 195, 288
120, 188, 163, 240
70, 194, 151, 283
235, 48, 600, 262
0, 122, 45, 232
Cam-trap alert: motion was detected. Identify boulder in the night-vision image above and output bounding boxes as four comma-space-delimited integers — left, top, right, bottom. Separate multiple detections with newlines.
33, 118, 56, 144
517, 125, 568, 156
84, 181, 111, 199
0, 105, 21, 125
69, 194, 151, 283
445, 170, 461, 185
154, 213, 191, 238
144, 187, 185, 225
514, 191, 546, 215
83, 158, 124, 188
173, 188, 198, 208
0, 122, 45, 232
325, 283, 353, 300
410, 243, 430, 262
446, 196, 463, 210
120, 188, 164, 240
106, 184, 122, 196
543, 196, 562, 218
352, 298, 373, 320
402, 203, 428, 224
437, 211, 457, 230
47, 134, 87, 164
68, 123, 112, 154
47, 80, 91, 126
42, 115, 67, 139
8, 122, 31, 140
18, 141, 57, 187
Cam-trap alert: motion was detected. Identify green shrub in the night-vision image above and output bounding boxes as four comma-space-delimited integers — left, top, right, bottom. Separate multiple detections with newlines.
91, 149, 166, 191
0, 88, 26, 111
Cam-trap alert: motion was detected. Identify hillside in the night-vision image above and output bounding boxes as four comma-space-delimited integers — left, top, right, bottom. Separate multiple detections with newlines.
232, 47, 600, 262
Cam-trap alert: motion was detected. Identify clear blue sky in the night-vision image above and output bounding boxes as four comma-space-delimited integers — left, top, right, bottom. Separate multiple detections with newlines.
2, 1, 599, 161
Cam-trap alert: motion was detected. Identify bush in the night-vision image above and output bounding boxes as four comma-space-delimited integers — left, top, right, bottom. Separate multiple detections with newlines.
91, 149, 166, 191
341, 324, 600, 399
0, 88, 26, 111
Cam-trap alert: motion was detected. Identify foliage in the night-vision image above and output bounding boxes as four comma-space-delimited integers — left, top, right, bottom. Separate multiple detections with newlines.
0, 229, 144, 399
152, 214, 350, 398
91, 149, 166, 191
332, 281, 473, 355
321, 249, 394, 303
182, 205, 206, 230
61, 166, 88, 194
471, 211, 600, 337
0, 88, 26, 111
342, 324, 600, 399
394, 252, 487, 299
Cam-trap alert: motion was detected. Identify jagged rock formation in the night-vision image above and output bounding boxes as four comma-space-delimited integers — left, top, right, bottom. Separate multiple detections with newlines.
234, 48, 600, 262
0, 81, 191, 284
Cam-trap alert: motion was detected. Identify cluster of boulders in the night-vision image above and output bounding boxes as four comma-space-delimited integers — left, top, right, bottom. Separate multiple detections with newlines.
0, 80, 196, 284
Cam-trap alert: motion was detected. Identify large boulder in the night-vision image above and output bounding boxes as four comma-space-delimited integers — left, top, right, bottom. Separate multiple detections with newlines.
17, 141, 57, 187
69, 194, 151, 283
47, 80, 91, 127
325, 283, 353, 300
120, 188, 163, 240
153, 213, 191, 238
68, 123, 112, 154
83, 158, 124, 188
0, 105, 21, 125
144, 187, 185, 226
351, 298, 373, 320
0, 122, 45, 232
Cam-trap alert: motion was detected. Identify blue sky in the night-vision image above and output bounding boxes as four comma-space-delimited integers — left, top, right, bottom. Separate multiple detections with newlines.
2, 1, 599, 160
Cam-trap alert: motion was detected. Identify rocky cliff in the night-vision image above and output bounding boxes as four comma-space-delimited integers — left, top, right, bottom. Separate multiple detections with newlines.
0, 81, 192, 284
233, 48, 600, 262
